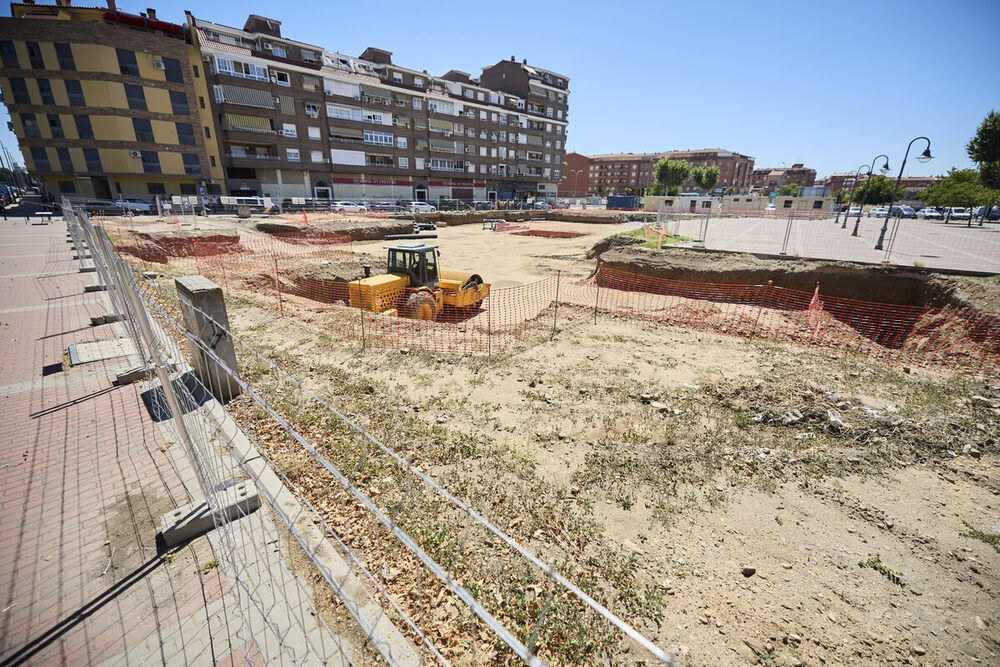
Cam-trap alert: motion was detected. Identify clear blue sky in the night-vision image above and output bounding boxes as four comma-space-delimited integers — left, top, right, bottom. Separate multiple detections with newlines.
3, 0, 999, 179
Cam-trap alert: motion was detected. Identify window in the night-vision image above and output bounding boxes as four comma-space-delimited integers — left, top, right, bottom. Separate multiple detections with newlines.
176, 123, 195, 145
140, 151, 161, 174
488, 93, 498, 104
215, 57, 267, 81
162, 57, 183, 83
362, 110, 384, 124
57, 147, 73, 173
83, 148, 101, 172
204, 126, 211, 138
363, 130, 393, 146
132, 118, 154, 142
301, 50, 318, 63
269, 44, 287, 58
193, 65, 199, 78
124, 84, 146, 111
74, 115, 93, 139
311, 150, 324, 163
413, 77, 423, 88
117, 49, 140, 76
415, 157, 424, 170
20, 113, 40, 137
210, 155, 216, 167
180, 183, 197, 195
304, 102, 320, 118
48, 114, 64, 139
477, 92, 485, 101
392, 72, 402, 83
783, 199, 793, 208
147, 182, 166, 195
465, 90, 474, 99
302, 75, 319, 92
396, 137, 407, 149
273, 71, 291, 86
164, 90, 189, 116
398, 156, 409, 168
31, 147, 50, 171
26, 42, 44, 69
0, 41, 19, 68
182, 153, 201, 175
10, 78, 30, 104
199, 96, 205, 109
60, 79, 85, 106
307, 126, 321, 139
286, 148, 300, 162
412, 98, 422, 110
812, 200, 823, 210
58, 181, 76, 193
327, 104, 362, 121
479, 110, 486, 121
366, 154, 392, 167
281, 122, 296, 137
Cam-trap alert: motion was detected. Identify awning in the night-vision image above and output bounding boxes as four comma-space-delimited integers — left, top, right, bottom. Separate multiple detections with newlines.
217, 84, 273, 109
329, 126, 363, 139
222, 113, 272, 132
360, 84, 392, 98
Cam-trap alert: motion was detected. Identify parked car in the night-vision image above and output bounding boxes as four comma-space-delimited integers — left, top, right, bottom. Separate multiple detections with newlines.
550, 201, 570, 209
916, 207, 943, 219
891, 205, 916, 218
407, 201, 437, 213
764, 204, 776, 212
82, 200, 126, 215
533, 201, 552, 210
946, 207, 971, 220
413, 220, 437, 231
371, 202, 403, 212
115, 198, 152, 213
847, 206, 862, 216
869, 207, 889, 218
330, 201, 367, 213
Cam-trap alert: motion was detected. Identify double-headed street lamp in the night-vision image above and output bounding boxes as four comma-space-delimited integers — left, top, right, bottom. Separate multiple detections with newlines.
875, 137, 932, 251
837, 167, 864, 226
569, 169, 584, 198
851, 154, 890, 236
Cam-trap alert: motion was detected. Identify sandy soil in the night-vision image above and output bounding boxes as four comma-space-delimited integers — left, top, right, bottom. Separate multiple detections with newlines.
132, 214, 1000, 665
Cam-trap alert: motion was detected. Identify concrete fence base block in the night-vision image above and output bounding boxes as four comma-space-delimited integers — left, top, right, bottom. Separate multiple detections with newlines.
114, 366, 149, 385
78, 266, 97, 273
73, 254, 91, 260
160, 480, 261, 547
90, 313, 124, 326
83, 284, 107, 292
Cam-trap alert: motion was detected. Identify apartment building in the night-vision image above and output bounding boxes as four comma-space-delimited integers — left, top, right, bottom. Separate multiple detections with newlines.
559, 151, 590, 196
0, 1, 224, 199
192, 12, 570, 202
750, 163, 817, 193
573, 149, 754, 196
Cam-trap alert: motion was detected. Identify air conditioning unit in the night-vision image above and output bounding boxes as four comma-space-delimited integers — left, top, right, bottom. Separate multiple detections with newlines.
129, 150, 141, 157
263, 43, 272, 51
153, 59, 165, 70
202, 55, 211, 62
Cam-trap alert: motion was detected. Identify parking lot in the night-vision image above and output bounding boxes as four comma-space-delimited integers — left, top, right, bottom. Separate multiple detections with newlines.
665, 213, 1000, 274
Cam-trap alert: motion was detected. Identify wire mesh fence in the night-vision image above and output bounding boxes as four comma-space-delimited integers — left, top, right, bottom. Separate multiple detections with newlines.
66, 200, 682, 665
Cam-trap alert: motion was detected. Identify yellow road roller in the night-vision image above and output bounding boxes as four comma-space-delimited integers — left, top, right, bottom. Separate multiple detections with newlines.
348, 242, 489, 320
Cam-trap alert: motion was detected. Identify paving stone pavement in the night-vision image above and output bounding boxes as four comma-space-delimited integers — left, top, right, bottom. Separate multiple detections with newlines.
0, 217, 255, 665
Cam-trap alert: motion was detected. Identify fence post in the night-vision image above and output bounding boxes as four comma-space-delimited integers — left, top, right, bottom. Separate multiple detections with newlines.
358, 277, 365, 350
486, 295, 491, 357
273, 255, 283, 316
551, 270, 561, 337
780, 211, 793, 255
594, 262, 602, 324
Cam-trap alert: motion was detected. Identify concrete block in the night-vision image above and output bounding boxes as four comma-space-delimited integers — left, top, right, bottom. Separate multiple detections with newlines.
115, 366, 148, 385
83, 284, 107, 292
175, 276, 241, 403
90, 313, 124, 326
73, 254, 91, 260
78, 266, 97, 273
160, 480, 260, 546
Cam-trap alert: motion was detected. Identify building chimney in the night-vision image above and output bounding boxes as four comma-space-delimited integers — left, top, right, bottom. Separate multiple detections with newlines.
55, 0, 71, 6
510, 55, 515, 62
106, 0, 116, 9
522, 58, 527, 64
146, 7, 156, 19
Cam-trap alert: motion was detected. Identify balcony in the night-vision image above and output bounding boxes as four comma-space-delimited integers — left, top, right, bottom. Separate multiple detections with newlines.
224, 153, 279, 169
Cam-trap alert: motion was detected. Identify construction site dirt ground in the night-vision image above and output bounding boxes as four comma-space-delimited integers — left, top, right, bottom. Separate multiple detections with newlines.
133, 217, 1000, 665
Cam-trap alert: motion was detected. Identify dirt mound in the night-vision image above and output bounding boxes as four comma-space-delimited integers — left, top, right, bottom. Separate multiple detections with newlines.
595, 246, 1000, 310
586, 234, 644, 259
134, 229, 241, 258
255, 219, 412, 241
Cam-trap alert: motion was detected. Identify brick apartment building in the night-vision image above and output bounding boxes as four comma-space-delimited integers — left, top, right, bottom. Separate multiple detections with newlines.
750, 163, 817, 193
0, 1, 570, 203
191, 13, 569, 202
0, 0, 224, 199
820, 174, 941, 199
559, 149, 754, 197
561, 151, 590, 196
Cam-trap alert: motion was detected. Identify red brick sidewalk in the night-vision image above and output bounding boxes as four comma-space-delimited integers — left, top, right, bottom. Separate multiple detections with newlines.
0, 218, 248, 664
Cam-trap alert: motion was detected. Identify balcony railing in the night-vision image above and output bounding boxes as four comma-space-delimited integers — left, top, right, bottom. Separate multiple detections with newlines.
225, 153, 279, 161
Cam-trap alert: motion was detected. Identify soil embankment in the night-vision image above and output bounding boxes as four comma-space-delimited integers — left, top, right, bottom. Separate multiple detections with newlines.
595, 245, 1000, 312
255, 219, 412, 241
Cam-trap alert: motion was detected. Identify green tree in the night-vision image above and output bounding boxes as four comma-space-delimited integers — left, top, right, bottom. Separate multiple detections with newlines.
650, 158, 690, 196
691, 165, 720, 193
852, 174, 903, 205
725, 186, 735, 195
778, 183, 799, 196
833, 188, 846, 204
919, 168, 1000, 210
967, 110, 1000, 190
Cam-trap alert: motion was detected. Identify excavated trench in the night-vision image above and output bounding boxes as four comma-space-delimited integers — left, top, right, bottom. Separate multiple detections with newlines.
594, 244, 1000, 351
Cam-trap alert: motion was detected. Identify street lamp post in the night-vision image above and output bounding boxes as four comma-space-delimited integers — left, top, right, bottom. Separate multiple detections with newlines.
851, 154, 890, 236
568, 169, 584, 199
837, 168, 862, 227
842, 166, 871, 229
875, 137, 932, 251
